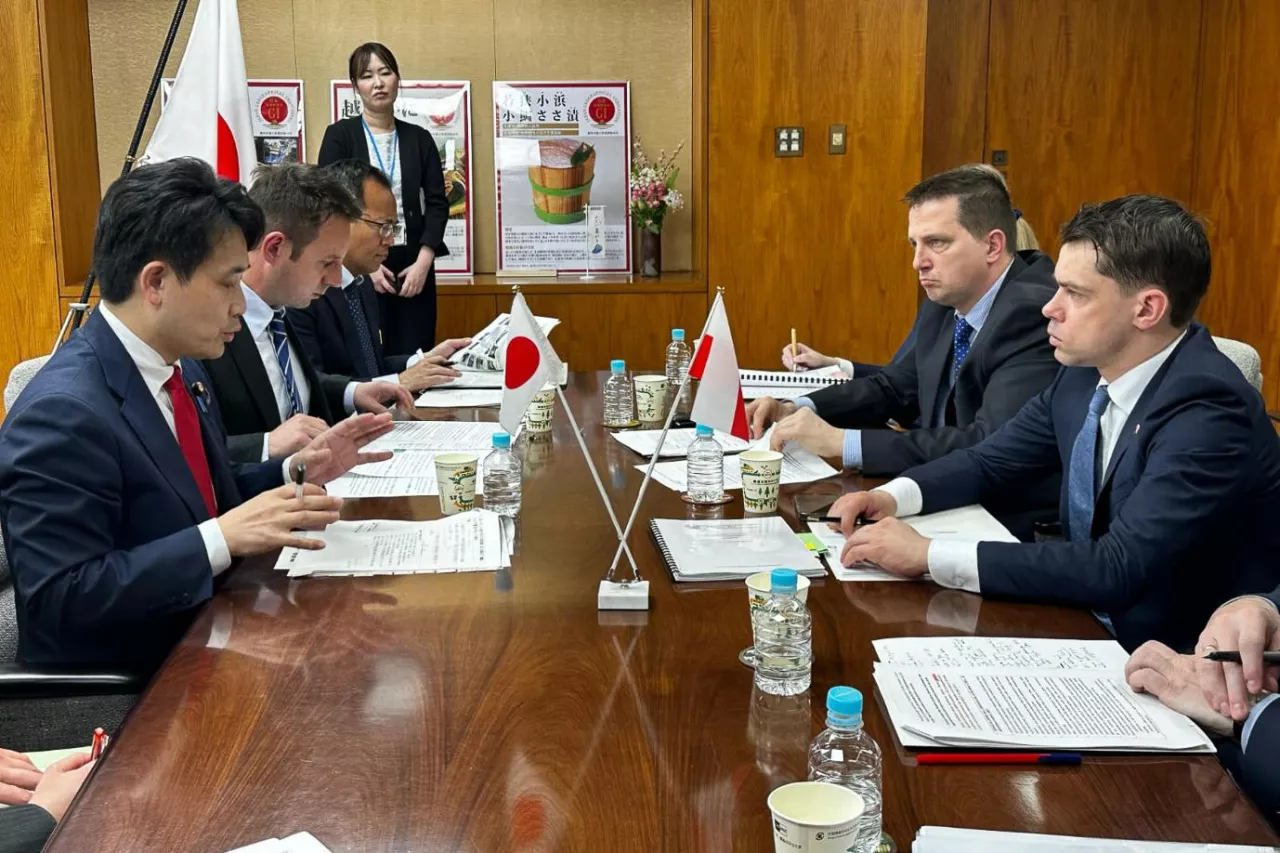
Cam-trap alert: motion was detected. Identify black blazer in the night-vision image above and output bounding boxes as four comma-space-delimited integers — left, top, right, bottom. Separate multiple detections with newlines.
806, 250, 1060, 533
317, 116, 451, 259
200, 318, 349, 464
0, 805, 55, 853
288, 276, 410, 381
908, 326, 1280, 651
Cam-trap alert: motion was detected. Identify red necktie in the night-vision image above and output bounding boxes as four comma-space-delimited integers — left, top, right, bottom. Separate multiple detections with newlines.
163, 366, 218, 518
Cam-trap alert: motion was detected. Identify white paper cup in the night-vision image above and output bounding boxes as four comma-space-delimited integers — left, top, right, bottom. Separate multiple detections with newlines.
523, 385, 556, 434
740, 449, 784, 513
746, 571, 811, 617
434, 452, 478, 515
767, 781, 864, 853
634, 375, 668, 421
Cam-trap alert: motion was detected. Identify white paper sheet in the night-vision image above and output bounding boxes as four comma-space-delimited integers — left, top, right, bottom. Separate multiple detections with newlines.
414, 388, 503, 408
873, 637, 1131, 671
224, 833, 334, 853
442, 361, 569, 388
652, 516, 824, 579
365, 421, 516, 452
874, 664, 1215, 752
611, 427, 752, 458
325, 476, 440, 498
913, 826, 1275, 853
805, 521, 914, 581
452, 313, 560, 372
641, 447, 838, 492
276, 511, 511, 577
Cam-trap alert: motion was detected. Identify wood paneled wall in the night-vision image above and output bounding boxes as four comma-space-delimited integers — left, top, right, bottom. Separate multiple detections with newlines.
921, 0, 989, 177
708, 0, 927, 370
1193, 1, 1280, 408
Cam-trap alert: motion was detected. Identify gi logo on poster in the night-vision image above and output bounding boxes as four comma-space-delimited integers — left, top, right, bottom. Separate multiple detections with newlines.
585, 90, 620, 129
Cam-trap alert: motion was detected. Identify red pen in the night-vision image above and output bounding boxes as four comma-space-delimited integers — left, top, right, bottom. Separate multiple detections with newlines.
915, 752, 1081, 766
89, 727, 107, 760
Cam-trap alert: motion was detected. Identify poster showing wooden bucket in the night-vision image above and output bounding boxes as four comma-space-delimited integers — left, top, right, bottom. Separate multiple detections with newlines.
494, 82, 631, 273
331, 80, 474, 276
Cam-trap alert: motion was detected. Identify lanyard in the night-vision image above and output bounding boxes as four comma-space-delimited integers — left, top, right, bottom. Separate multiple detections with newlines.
361, 118, 398, 184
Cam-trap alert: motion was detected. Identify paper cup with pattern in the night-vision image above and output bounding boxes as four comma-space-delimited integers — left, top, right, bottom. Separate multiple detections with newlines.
634, 375, 668, 422
740, 450, 784, 513
435, 452, 478, 515
523, 384, 556, 434
767, 781, 864, 853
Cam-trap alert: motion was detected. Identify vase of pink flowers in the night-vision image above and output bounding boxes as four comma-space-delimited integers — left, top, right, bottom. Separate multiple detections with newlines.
630, 138, 685, 277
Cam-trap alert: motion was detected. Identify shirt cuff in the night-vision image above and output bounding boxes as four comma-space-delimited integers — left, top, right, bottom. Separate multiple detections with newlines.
835, 358, 854, 377
873, 477, 922, 518
343, 381, 358, 414
374, 372, 400, 385
1242, 693, 1279, 751
198, 518, 232, 576
927, 539, 981, 593
793, 396, 816, 413
842, 430, 863, 469
281, 454, 296, 485
260, 433, 271, 463
407, 350, 424, 368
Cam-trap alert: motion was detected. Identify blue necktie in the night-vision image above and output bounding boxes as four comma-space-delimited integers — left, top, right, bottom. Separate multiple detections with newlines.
343, 280, 381, 379
268, 310, 303, 417
952, 316, 973, 383
1067, 385, 1111, 541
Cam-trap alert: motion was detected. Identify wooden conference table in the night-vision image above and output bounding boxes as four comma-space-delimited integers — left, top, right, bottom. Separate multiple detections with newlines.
47, 373, 1280, 852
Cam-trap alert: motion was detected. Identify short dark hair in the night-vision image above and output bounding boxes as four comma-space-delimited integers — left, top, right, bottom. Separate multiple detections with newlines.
248, 163, 361, 257
323, 159, 392, 210
904, 165, 1017, 253
348, 42, 400, 84
92, 158, 264, 304
1059, 195, 1210, 328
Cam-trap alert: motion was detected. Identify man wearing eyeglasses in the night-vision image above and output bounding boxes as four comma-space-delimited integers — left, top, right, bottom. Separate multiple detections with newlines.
290, 160, 469, 392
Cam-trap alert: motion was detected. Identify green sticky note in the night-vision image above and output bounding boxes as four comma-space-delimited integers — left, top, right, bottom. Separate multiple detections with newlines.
797, 532, 829, 554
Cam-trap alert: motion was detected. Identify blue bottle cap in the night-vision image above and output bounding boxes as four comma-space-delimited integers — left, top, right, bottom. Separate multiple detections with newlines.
492, 432, 511, 449
672, 329, 685, 341
695, 424, 714, 437
610, 359, 626, 374
827, 686, 863, 718
769, 568, 798, 593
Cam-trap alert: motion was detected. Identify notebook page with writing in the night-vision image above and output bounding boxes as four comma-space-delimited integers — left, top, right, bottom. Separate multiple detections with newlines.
650, 517, 823, 580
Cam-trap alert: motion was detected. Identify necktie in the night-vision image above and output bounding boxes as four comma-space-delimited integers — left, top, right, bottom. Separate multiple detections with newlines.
1067, 385, 1111, 541
268, 310, 303, 417
163, 366, 218, 518
343, 280, 381, 379
952, 316, 974, 383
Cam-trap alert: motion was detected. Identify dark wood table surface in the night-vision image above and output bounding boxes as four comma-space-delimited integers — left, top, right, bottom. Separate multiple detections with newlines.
47, 373, 1280, 852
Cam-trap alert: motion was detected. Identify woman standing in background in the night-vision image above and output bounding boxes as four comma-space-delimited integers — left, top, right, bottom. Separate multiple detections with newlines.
318, 42, 451, 353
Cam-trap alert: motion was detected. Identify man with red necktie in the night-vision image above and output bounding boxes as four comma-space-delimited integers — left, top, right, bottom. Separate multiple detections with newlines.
0, 158, 393, 673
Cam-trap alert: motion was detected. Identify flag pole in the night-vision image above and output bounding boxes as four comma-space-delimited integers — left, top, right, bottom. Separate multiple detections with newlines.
605, 290, 724, 578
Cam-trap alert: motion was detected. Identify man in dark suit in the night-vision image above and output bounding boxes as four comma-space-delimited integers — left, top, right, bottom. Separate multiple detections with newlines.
289, 160, 468, 390
199, 163, 414, 464
1126, 589, 1280, 823
0, 159, 394, 670
833, 195, 1280, 653
747, 165, 1061, 535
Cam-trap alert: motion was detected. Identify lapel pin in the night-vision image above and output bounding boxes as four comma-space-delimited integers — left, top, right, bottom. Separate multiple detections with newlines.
1134, 423, 1141, 434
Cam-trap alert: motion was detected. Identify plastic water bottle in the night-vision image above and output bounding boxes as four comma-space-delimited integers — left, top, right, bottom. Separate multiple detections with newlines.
665, 328, 693, 418
686, 423, 724, 503
808, 686, 883, 853
482, 432, 522, 516
603, 359, 635, 427
752, 568, 812, 696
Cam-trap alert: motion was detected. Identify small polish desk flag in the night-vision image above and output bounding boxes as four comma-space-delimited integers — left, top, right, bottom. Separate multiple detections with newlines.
688, 293, 749, 440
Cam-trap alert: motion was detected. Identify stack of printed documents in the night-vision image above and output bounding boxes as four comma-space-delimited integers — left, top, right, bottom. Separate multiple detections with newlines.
912, 827, 1273, 853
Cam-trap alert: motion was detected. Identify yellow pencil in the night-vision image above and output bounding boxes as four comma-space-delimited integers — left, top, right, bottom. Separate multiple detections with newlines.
791, 328, 798, 369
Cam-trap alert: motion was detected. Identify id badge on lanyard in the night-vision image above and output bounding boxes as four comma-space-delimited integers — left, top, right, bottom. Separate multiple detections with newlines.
363, 119, 407, 246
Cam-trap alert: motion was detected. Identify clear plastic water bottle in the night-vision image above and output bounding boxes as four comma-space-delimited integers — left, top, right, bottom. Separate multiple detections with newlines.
665, 328, 693, 418
603, 359, 635, 427
752, 568, 812, 696
482, 432, 522, 516
808, 686, 883, 853
686, 423, 724, 503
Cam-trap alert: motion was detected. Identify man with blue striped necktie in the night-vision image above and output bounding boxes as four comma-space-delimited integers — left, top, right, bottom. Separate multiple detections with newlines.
830, 195, 1280, 653
199, 163, 415, 465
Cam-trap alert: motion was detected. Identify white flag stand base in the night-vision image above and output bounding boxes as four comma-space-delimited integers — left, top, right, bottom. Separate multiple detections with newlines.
598, 579, 650, 611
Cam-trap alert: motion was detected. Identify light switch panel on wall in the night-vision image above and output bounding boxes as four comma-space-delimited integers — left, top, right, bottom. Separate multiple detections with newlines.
774, 126, 803, 157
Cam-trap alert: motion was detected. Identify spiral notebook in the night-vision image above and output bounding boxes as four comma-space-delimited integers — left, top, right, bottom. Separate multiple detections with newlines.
738, 366, 849, 387
649, 517, 825, 582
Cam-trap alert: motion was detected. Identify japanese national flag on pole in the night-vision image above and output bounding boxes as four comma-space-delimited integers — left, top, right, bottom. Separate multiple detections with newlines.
500, 293, 564, 435
138, 0, 256, 184
689, 294, 749, 440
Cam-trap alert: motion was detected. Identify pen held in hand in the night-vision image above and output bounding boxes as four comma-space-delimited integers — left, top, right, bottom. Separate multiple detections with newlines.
802, 514, 876, 526
293, 461, 306, 500
1204, 650, 1280, 664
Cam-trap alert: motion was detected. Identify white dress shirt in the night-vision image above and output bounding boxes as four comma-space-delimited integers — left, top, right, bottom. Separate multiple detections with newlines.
97, 303, 232, 575
242, 283, 312, 431
877, 330, 1188, 592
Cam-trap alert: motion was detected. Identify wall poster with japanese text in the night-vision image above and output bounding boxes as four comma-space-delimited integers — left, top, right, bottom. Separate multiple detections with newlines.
161, 79, 305, 166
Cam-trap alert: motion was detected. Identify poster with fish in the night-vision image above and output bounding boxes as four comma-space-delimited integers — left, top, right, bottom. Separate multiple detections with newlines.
493, 81, 631, 273
331, 80, 474, 276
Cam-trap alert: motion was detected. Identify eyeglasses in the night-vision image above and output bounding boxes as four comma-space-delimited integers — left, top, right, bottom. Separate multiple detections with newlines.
361, 217, 398, 238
